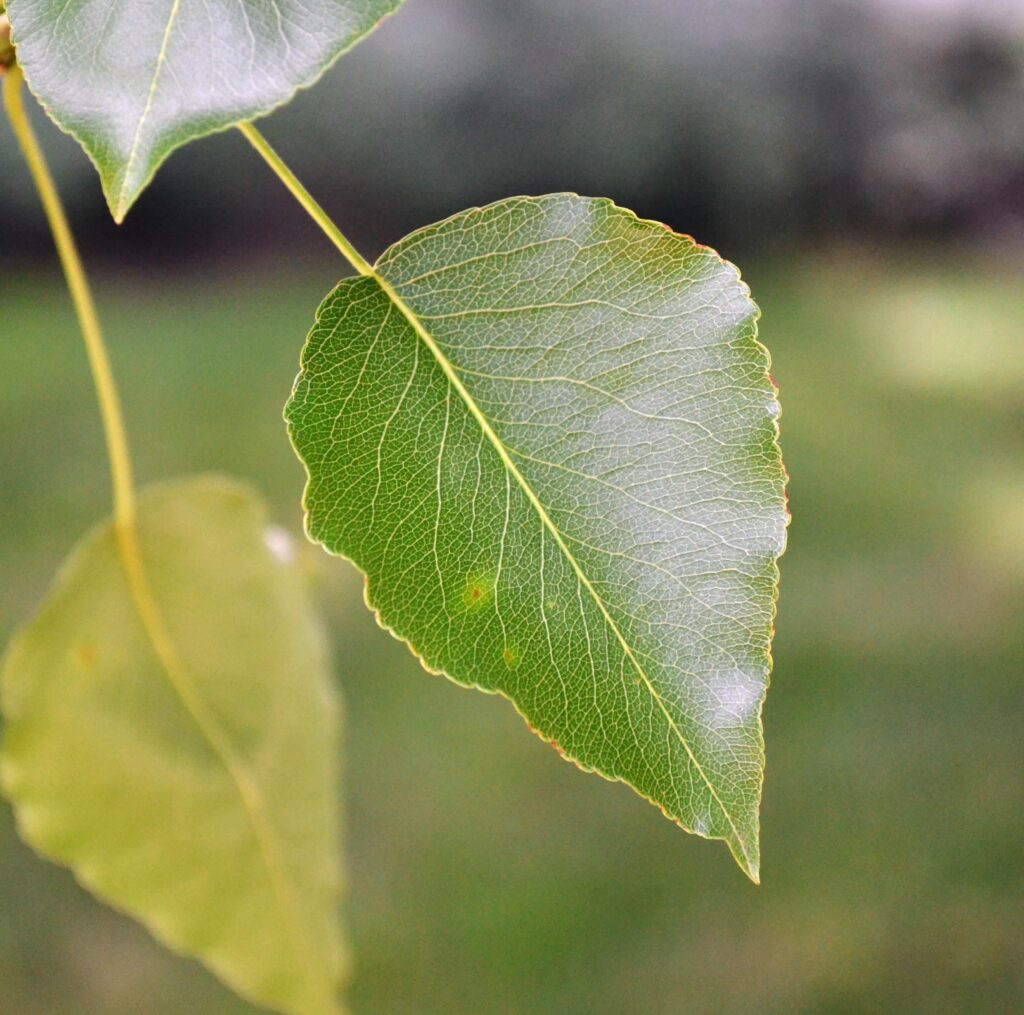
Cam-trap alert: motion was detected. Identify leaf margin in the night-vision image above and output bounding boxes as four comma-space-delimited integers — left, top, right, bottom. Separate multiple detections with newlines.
285, 192, 788, 881
0, 472, 347, 1013
4, 0, 405, 221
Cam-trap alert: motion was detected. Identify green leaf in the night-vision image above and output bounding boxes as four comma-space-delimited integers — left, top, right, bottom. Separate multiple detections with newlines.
5, 0, 403, 221
1, 476, 345, 1014
286, 194, 787, 880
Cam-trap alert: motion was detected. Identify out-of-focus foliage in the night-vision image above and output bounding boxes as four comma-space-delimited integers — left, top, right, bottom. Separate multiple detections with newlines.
1, 255, 1020, 1013
2, 477, 345, 1015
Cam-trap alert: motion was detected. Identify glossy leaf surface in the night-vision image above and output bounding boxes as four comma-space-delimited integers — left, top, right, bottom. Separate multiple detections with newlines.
5, 0, 403, 220
1, 477, 345, 1014
287, 194, 787, 879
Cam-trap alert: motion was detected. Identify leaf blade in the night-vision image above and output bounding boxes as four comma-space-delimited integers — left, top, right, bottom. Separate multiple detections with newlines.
1, 476, 345, 1014
286, 195, 787, 879
6, 0, 404, 219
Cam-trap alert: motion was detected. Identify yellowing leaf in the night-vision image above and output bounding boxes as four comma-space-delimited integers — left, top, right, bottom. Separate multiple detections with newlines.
1, 476, 345, 1014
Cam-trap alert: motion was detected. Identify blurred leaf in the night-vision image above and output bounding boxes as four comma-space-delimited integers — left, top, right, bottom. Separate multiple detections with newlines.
1, 476, 345, 1014
286, 194, 786, 879
5, 0, 403, 220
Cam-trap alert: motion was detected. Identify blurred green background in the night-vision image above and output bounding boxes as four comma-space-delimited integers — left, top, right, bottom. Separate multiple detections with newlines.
2, 1, 1023, 1013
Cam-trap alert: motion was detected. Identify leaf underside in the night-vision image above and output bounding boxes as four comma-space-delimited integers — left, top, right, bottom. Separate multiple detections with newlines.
1, 476, 345, 1015
286, 194, 787, 880
5, 0, 403, 220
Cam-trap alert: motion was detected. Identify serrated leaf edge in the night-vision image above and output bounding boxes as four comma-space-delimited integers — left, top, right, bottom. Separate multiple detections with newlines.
286, 194, 788, 881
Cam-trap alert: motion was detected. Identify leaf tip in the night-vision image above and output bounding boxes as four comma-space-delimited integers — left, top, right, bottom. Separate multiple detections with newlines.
108, 190, 130, 225
730, 834, 761, 884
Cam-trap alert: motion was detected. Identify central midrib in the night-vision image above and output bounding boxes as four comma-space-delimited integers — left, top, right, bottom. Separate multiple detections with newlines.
114, 0, 182, 219
364, 259, 753, 872
115, 521, 339, 1013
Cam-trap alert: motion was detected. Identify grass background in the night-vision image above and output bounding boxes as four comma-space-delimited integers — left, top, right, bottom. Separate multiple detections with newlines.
1, 253, 1021, 1014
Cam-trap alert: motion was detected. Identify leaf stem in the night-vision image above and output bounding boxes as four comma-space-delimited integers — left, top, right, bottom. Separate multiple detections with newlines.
237, 121, 374, 278
6, 74, 343, 1012
3, 63, 136, 532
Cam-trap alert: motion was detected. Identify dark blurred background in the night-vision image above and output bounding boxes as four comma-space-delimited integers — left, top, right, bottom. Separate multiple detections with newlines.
5, 0, 1024, 264
2, 1, 1023, 1013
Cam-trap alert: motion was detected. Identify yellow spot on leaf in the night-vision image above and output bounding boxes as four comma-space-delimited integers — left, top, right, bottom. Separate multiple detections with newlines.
74, 642, 98, 669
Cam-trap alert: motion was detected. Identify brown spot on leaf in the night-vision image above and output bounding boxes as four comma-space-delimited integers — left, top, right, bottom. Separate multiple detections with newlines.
463, 573, 495, 610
